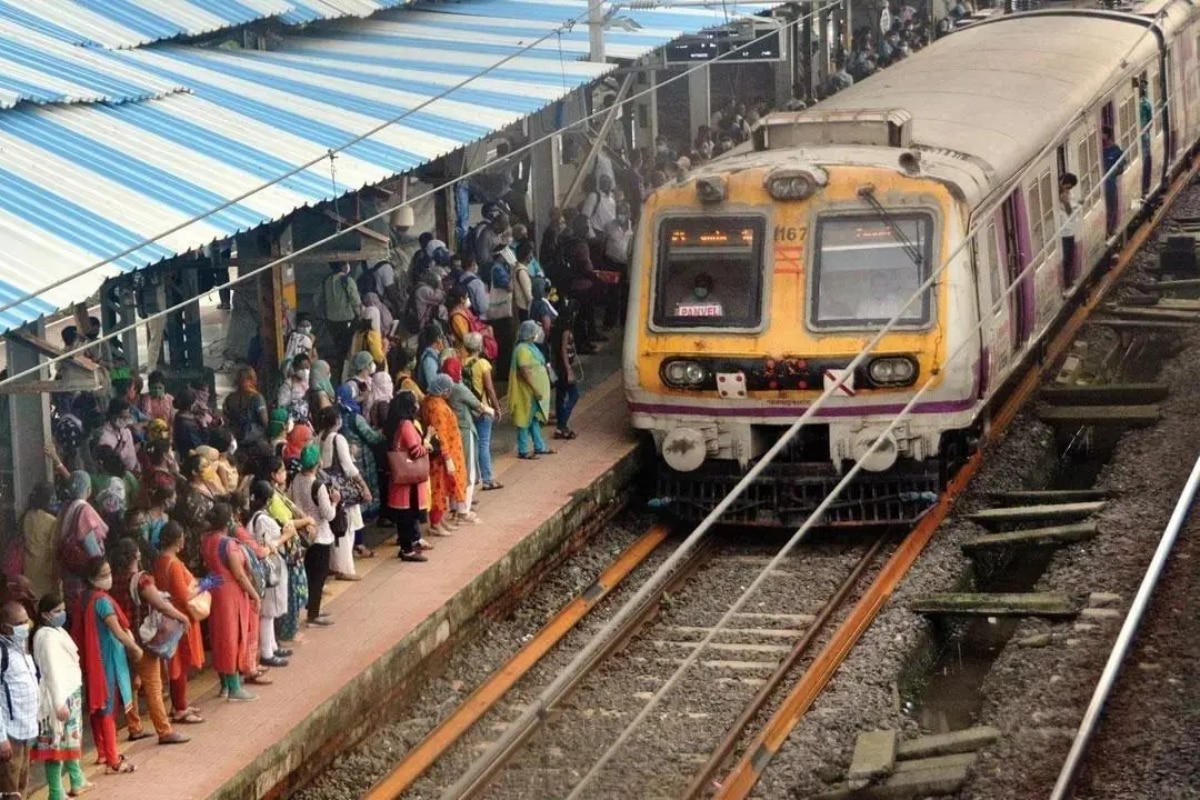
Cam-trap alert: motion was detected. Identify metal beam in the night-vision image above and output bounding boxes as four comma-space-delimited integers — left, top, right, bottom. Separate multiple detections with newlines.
562, 73, 634, 209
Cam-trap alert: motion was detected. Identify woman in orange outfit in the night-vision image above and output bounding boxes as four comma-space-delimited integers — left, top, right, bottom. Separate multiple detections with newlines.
153, 522, 205, 724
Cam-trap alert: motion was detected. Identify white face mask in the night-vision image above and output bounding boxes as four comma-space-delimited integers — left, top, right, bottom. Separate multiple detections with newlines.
296, 368, 310, 381
93, 575, 113, 592
228, 440, 238, 456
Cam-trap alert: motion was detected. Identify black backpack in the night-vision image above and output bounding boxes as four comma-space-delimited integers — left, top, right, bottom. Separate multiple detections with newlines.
403, 288, 422, 334
311, 477, 348, 539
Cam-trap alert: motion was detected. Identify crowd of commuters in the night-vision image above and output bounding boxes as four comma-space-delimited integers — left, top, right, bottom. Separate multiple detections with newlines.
0, 14, 967, 789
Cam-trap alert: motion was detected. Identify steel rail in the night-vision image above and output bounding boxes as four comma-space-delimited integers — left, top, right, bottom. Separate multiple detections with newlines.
446, 538, 715, 800
710, 150, 1200, 800
360, 524, 672, 800
1050, 458, 1200, 799
680, 534, 892, 800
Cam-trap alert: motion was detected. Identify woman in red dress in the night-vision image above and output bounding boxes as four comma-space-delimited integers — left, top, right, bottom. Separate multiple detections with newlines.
199, 502, 260, 702
153, 522, 205, 723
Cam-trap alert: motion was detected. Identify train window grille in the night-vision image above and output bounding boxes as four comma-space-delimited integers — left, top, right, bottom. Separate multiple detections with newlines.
810, 213, 934, 328
1027, 176, 1045, 256
1076, 131, 1100, 206
1117, 96, 1137, 154
1027, 171, 1056, 260
985, 223, 1004, 316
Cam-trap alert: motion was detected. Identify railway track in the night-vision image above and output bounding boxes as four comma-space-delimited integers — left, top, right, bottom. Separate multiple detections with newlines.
351, 153, 1200, 800
361, 530, 893, 800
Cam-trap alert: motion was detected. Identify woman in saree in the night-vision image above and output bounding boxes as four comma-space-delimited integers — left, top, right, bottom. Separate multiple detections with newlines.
509, 320, 556, 459
54, 471, 108, 615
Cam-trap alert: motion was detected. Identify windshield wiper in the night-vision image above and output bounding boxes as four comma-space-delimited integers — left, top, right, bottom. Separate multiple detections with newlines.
856, 186, 923, 268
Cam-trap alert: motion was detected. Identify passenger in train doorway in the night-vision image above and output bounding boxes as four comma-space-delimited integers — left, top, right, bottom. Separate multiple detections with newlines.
1137, 78, 1153, 196
1101, 126, 1125, 238
1058, 172, 1081, 288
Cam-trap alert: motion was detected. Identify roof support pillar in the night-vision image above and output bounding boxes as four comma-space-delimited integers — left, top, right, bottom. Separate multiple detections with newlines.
3, 322, 52, 526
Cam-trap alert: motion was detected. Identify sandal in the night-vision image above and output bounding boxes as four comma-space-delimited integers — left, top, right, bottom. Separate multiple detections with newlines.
127, 730, 152, 742
105, 756, 136, 774
354, 545, 376, 559
482, 481, 505, 490
553, 429, 577, 440
172, 710, 205, 724
534, 448, 558, 455
517, 453, 539, 460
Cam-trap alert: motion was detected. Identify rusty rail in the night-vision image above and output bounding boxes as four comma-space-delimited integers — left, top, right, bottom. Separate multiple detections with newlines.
710, 153, 1200, 800
361, 524, 671, 800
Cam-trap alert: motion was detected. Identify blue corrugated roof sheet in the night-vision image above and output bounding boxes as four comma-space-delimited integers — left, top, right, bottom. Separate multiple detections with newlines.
0, 0, 779, 330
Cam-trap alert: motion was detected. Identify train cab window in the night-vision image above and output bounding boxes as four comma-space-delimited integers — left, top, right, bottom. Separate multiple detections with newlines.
653, 216, 766, 328
811, 213, 933, 328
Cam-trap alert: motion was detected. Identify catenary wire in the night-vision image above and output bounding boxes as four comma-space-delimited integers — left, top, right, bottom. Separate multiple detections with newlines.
441, 19, 1177, 797
0, 0, 838, 391
563, 86, 1176, 799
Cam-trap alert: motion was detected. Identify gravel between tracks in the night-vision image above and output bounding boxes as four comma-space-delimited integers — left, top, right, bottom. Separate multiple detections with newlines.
756, 182, 1200, 799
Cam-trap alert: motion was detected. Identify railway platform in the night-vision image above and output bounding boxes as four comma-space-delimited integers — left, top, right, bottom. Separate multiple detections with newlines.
32, 354, 640, 800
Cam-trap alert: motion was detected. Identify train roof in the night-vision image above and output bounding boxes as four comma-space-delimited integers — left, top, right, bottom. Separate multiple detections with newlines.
809, 12, 1160, 185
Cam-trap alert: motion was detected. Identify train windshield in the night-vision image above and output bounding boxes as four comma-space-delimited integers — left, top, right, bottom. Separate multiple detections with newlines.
811, 213, 933, 328
654, 216, 766, 328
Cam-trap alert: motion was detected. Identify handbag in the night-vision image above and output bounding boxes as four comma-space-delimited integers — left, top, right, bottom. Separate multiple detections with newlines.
130, 572, 184, 659
322, 432, 366, 506
249, 512, 284, 589
388, 448, 431, 484
187, 589, 212, 621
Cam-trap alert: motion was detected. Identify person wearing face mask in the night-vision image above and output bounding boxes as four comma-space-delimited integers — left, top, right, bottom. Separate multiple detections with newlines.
209, 428, 248, 500
0, 600, 39, 797
509, 321, 556, 459
153, 522, 206, 724
277, 355, 312, 425
266, 408, 294, 460
602, 201, 633, 330
72, 558, 141, 774
333, 381, 385, 532
316, 402, 373, 577
284, 313, 317, 362
96, 398, 139, 474
137, 370, 175, 428
319, 262, 363, 382
107, 539, 190, 746
30, 592, 90, 800
53, 471, 108, 616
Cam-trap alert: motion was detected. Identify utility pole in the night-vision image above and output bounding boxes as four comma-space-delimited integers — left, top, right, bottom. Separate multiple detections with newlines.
589, 0, 605, 62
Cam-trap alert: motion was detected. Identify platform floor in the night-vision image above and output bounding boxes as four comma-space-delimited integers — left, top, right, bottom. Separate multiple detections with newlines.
29, 350, 638, 800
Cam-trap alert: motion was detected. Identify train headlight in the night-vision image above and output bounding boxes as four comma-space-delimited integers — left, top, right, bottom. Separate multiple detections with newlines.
867, 356, 918, 386
662, 359, 710, 388
764, 168, 824, 201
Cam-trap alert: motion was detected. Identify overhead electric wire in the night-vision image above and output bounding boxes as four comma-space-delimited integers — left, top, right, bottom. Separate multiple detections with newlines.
565, 89, 1177, 800
441, 16, 1180, 797
0, 0, 836, 392
0, 1, 604, 322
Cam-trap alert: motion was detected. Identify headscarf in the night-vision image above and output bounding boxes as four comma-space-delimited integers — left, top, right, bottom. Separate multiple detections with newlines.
68, 470, 91, 500
442, 356, 463, 383
363, 292, 394, 334
368, 372, 393, 409
428, 374, 454, 397
267, 407, 290, 439
284, 424, 313, 460
517, 319, 541, 342
352, 350, 375, 375
299, 443, 321, 470
147, 418, 170, 445
336, 382, 362, 417
360, 304, 382, 334
310, 360, 335, 399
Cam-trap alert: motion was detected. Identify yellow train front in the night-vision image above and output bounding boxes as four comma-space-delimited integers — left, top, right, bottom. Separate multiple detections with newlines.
623, 112, 983, 527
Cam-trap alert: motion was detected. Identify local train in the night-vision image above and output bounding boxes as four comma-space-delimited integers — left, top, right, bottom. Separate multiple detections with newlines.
623, 2, 1197, 526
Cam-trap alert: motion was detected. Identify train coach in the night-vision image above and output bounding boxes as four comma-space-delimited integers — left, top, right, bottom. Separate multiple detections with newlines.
623, 2, 1200, 526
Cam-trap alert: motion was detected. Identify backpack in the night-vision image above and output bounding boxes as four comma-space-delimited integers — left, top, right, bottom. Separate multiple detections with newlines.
219, 535, 266, 597
357, 260, 388, 298
451, 309, 499, 360
311, 478, 349, 538
461, 356, 486, 402
463, 222, 487, 263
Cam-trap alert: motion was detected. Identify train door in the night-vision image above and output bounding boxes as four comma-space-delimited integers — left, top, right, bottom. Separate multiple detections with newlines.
1056, 145, 1077, 288
1101, 101, 1119, 237
974, 220, 1012, 391
1000, 192, 1033, 347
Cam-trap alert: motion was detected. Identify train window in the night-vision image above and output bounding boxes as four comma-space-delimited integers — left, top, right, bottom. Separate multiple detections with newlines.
1027, 181, 1045, 256
653, 216, 766, 328
1149, 68, 1162, 134
811, 213, 933, 328
1028, 172, 1056, 259
1117, 96, 1137, 153
985, 223, 1003, 315
1077, 131, 1100, 207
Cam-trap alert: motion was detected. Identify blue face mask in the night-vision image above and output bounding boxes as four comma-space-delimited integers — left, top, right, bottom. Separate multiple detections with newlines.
47, 612, 67, 629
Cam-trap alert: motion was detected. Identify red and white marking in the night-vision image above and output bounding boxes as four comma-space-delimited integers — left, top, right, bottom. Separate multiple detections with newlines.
823, 368, 856, 397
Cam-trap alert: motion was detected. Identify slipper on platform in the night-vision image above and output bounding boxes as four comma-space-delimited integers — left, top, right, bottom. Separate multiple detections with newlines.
353, 545, 376, 558
127, 730, 153, 742
172, 711, 205, 724
482, 481, 504, 490
534, 449, 558, 456
517, 453, 539, 460
104, 756, 136, 774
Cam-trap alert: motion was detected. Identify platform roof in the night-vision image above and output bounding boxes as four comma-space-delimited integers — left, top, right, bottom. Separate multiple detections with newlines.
0, 0, 778, 331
